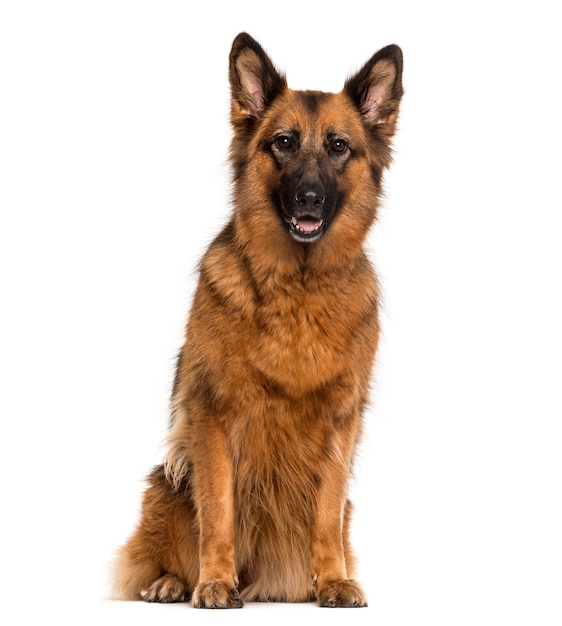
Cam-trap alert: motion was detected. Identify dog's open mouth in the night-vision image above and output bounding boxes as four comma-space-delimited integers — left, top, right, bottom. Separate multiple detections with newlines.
284, 214, 325, 243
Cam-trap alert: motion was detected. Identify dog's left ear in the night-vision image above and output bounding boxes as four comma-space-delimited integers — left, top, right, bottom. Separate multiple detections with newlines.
344, 44, 403, 134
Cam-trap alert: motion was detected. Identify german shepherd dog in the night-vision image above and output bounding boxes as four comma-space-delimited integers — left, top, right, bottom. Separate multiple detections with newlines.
114, 32, 403, 608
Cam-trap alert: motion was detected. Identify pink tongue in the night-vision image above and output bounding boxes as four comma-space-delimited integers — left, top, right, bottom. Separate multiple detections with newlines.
297, 218, 322, 232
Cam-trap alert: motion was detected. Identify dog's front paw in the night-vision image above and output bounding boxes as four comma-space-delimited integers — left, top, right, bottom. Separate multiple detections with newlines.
192, 579, 243, 609
317, 579, 367, 608
140, 573, 189, 603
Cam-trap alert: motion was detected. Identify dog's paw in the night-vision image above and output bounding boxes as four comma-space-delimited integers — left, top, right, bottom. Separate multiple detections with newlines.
192, 578, 243, 609
317, 579, 367, 608
140, 573, 189, 603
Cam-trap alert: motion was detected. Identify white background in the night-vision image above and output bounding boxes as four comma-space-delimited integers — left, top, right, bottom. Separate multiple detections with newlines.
1, 1, 561, 625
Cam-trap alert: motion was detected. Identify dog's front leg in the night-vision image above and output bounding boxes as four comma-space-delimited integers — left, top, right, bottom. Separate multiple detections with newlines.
311, 429, 367, 608
190, 421, 242, 609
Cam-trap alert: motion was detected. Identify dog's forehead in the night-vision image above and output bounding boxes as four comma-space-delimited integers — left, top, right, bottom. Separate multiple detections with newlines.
268, 89, 359, 136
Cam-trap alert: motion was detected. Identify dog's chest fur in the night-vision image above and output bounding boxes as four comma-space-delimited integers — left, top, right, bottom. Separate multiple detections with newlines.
197, 224, 379, 400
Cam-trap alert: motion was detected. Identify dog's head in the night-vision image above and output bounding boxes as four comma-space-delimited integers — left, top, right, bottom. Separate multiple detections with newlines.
228, 33, 403, 253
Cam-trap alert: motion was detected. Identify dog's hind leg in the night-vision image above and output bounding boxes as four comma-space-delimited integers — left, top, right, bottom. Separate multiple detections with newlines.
112, 465, 199, 602
140, 573, 189, 603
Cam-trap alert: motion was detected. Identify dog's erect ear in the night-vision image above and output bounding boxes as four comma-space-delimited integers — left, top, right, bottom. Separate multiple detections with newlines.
344, 44, 403, 132
229, 33, 287, 118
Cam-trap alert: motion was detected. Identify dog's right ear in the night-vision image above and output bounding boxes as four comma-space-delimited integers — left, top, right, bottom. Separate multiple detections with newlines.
229, 33, 287, 120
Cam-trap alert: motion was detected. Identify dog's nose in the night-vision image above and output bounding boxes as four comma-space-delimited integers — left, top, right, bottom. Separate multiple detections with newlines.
295, 183, 325, 210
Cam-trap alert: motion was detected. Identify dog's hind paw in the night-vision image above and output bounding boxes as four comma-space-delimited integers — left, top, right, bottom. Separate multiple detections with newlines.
317, 579, 367, 608
140, 573, 189, 603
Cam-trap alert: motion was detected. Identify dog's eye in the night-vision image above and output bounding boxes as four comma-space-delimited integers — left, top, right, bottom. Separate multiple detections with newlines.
275, 136, 292, 150
331, 139, 348, 154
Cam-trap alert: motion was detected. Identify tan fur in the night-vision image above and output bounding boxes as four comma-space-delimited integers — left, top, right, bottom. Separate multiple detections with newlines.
113, 33, 403, 608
